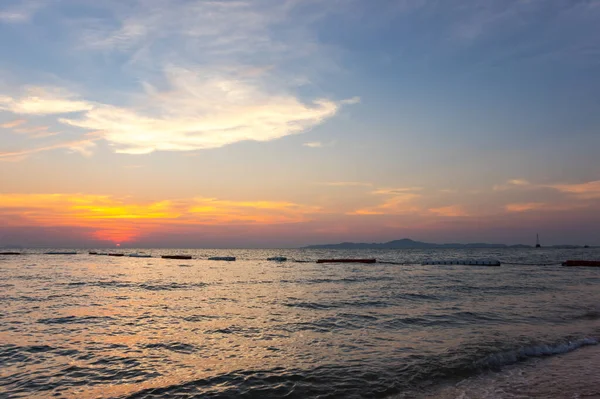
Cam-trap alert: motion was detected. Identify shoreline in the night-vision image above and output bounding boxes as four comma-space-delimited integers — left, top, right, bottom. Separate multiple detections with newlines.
421, 341, 600, 398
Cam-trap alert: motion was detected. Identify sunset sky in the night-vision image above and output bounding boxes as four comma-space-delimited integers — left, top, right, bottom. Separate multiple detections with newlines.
1, 0, 599, 248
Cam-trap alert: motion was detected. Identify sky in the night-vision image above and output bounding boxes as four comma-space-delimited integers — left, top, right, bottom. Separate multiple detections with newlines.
1, 0, 599, 248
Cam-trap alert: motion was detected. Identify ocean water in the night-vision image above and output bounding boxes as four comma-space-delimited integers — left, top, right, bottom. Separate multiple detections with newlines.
1, 248, 600, 398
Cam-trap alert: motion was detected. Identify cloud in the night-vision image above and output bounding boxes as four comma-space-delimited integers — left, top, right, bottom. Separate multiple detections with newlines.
508, 179, 530, 186
0, 119, 26, 129
0, 0, 43, 23
0, 87, 93, 115
505, 202, 545, 212
493, 178, 531, 191
317, 181, 372, 187
428, 205, 468, 217
303, 141, 324, 148
341, 96, 361, 105
58, 68, 343, 154
13, 126, 60, 138
348, 192, 422, 216
0, 68, 351, 155
371, 187, 423, 195
0, 1, 362, 157
0, 137, 97, 161
547, 180, 600, 199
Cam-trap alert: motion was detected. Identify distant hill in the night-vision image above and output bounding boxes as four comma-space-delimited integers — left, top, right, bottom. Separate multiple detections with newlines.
302, 238, 587, 249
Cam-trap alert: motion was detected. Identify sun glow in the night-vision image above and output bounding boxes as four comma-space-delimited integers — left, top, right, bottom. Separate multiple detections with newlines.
0, 193, 321, 243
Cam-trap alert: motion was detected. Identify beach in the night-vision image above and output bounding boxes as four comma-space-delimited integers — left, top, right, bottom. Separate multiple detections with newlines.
424, 340, 600, 398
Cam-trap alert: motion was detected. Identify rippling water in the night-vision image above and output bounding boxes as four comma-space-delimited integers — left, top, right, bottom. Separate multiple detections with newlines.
2, 248, 600, 398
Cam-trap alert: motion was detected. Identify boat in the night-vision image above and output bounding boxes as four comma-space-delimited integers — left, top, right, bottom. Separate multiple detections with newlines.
316, 259, 376, 264
128, 253, 152, 258
162, 255, 192, 260
108, 253, 125, 257
0, 252, 21, 255
536, 233, 541, 248
208, 256, 236, 261
45, 251, 78, 255
422, 259, 501, 266
562, 260, 600, 267
267, 256, 287, 262
89, 251, 98, 255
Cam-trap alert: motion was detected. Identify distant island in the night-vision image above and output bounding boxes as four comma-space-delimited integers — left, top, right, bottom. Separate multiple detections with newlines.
303, 238, 591, 250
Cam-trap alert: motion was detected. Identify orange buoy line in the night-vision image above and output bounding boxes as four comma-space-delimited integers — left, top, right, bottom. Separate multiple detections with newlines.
562, 260, 600, 267
316, 259, 377, 264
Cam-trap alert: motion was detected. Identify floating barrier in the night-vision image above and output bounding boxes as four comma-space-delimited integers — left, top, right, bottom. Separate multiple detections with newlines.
267, 256, 287, 262
0, 252, 21, 255
128, 253, 152, 258
562, 260, 600, 267
162, 255, 192, 260
422, 259, 501, 266
317, 259, 377, 264
45, 251, 78, 255
208, 256, 236, 261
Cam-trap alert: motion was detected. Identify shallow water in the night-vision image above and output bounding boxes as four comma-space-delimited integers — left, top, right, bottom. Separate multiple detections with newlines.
1, 248, 600, 398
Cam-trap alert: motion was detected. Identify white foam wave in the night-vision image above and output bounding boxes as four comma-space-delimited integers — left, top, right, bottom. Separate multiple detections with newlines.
478, 337, 598, 369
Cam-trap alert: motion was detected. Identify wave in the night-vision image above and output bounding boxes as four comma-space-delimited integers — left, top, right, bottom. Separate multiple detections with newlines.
475, 337, 598, 370
60, 281, 208, 291
115, 335, 598, 399
37, 315, 115, 325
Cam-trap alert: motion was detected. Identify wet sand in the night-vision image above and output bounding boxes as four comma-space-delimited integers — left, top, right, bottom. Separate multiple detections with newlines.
425, 342, 600, 399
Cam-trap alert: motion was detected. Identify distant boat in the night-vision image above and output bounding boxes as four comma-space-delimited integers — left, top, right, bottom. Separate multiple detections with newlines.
208, 256, 236, 261
317, 259, 376, 264
108, 253, 125, 257
129, 253, 152, 258
162, 255, 192, 260
267, 256, 287, 262
45, 251, 77, 255
89, 251, 98, 255
536, 234, 541, 248
0, 252, 21, 255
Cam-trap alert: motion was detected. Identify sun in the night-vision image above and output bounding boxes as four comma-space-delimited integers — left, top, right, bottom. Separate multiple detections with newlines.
116, 243, 121, 247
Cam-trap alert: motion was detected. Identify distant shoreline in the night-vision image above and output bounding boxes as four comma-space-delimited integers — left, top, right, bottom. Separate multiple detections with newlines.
303, 238, 594, 250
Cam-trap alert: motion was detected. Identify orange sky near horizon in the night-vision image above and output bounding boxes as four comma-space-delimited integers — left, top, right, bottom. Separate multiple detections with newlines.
1, 179, 599, 246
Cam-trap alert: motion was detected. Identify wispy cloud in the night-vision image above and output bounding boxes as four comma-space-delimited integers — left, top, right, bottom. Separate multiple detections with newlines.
428, 205, 468, 217
317, 181, 372, 187
505, 202, 546, 213
1, 70, 354, 155
303, 141, 324, 148
341, 96, 361, 105
0, 119, 26, 129
0, 137, 98, 161
547, 180, 600, 199
0, 0, 43, 23
0, 87, 93, 115
348, 192, 422, 216
493, 178, 531, 191
13, 125, 60, 138
371, 187, 423, 195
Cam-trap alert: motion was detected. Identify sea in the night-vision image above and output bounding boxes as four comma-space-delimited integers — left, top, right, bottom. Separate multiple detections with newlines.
1, 248, 600, 399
